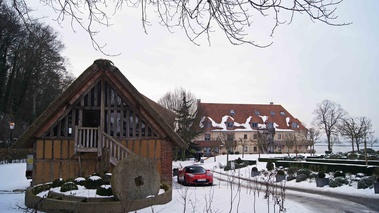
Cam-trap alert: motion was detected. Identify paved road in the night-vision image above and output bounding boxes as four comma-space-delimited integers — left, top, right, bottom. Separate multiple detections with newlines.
286, 190, 376, 213
213, 172, 379, 213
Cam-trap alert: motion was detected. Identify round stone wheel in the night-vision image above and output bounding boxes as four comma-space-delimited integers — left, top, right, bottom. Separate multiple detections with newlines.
111, 155, 160, 201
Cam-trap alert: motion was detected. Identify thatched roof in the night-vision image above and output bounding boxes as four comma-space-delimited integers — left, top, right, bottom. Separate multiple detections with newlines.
13, 59, 187, 149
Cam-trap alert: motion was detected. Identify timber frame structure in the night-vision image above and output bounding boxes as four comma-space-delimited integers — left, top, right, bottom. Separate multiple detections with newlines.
13, 59, 187, 185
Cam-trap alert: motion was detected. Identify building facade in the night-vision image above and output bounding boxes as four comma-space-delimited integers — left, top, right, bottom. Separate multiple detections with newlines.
13, 59, 187, 185
194, 102, 310, 156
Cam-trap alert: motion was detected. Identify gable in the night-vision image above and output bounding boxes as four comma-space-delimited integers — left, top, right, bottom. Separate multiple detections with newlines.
13, 59, 187, 148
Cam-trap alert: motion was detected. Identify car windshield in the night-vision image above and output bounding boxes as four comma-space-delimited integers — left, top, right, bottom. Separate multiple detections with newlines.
186, 166, 206, 174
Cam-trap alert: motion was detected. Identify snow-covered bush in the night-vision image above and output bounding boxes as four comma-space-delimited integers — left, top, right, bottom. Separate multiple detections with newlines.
297, 169, 311, 178
74, 177, 86, 186
85, 175, 103, 189
60, 182, 78, 192
286, 174, 296, 181
333, 170, 345, 178
329, 177, 348, 188
296, 174, 307, 182
287, 167, 298, 175
52, 178, 64, 188
309, 172, 318, 179
357, 176, 376, 189
96, 185, 112, 196
266, 161, 274, 171
317, 172, 326, 179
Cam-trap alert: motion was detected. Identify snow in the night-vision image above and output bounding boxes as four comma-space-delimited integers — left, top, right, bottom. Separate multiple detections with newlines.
1, 154, 378, 213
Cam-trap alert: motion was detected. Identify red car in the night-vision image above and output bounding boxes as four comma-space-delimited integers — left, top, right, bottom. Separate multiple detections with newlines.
177, 165, 213, 186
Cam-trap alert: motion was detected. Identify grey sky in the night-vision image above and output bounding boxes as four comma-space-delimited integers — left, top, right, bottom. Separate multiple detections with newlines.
31, 1, 379, 140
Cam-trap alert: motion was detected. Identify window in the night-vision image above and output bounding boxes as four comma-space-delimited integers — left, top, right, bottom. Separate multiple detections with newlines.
251, 122, 258, 128
253, 134, 257, 139
267, 122, 274, 129
278, 134, 282, 139
227, 122, 234, 128
243, 134, 247, 139
291, 122, 298, 128
253, 146, 257, 152
244, 146, 248, 152
204, 134, 211, 141
280, 111, 285, 116
270, 111, 276, 116
206, 122, 212, 128
254, 110, 260, 116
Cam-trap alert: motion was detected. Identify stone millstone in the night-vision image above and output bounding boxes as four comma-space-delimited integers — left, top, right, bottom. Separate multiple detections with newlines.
111, 155, 160, 201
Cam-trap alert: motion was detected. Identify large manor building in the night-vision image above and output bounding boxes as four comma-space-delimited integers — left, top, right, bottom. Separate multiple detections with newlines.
194, 101, 310, 156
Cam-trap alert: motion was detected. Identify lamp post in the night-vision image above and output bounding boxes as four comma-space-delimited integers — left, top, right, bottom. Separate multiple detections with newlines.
9, 121, 15, 147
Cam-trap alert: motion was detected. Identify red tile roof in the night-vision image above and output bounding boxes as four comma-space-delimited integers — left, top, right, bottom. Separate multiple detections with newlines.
199, 102, 307, 131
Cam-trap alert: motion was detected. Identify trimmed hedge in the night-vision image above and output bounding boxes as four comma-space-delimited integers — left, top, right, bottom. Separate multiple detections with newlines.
306, 158, 379, 166
275, 161, 379, 175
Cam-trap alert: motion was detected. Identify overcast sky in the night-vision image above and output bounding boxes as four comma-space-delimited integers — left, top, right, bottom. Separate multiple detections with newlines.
30, 1, 379, 140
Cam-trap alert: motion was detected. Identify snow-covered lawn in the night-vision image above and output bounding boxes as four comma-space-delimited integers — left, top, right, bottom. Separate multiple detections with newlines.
0, 154, 377, 212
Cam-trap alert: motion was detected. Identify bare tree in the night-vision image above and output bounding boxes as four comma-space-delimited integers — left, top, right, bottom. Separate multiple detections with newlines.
283, 133, 296, 157
158, 87, 198, 115
312, 99, 346, 152
367, 135, 378, 149
5, 0, 350, 53
339, 116, 359, 152
219, 132, 236, 162
306, 128, 321, 155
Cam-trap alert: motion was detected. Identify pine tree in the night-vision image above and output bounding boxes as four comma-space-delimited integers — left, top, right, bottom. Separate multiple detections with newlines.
174, 92, 202, 160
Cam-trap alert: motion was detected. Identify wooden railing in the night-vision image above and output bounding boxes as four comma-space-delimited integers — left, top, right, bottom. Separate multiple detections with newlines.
99, 131, 134, 165
75, 126, 99, 153
75, 126, 134, 165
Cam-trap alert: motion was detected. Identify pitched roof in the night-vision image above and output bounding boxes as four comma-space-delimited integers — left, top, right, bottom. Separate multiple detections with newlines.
199, 102, 307, 131
13, 59, 187, 148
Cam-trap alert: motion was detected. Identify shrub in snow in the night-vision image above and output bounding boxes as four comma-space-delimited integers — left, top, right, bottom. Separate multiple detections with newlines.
286, 174, 296, 181
309, 172, 318, 179
296, 174, 307, 182
297, 169, 311, 178
266, 161, 274, 171
85, 175, 103, 189
74, 177, 86, 186
96, 185, 112, 196
329, 177, 348, 188
334, 170, 345, 178
347, 152, 358, 160
357, 176, 376, 189
60, 182, 78, 192
287, 167, 298, 175
52, 178, 64, 188
318, 172, 326, 179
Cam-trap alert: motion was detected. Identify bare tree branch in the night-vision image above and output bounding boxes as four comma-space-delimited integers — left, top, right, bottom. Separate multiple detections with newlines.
6, 0, 350, 54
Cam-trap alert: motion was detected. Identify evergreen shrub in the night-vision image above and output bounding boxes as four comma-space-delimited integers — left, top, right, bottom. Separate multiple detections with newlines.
297, 169, 311, 178
296, 174, 307, 182
266, 161, 274, 171
60, 182, 78, 192
85, 175, 103, 189
96, 185, 113, 196
52, 178, 64, 188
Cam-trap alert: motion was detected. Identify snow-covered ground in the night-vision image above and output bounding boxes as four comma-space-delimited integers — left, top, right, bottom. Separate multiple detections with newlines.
0, 154, 378, 212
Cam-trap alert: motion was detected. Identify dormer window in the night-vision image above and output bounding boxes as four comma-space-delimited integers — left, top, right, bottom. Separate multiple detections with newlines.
251, 122, 258, 128
230, 110, 235, 116
227, 122, 234, 128
280, 111, 285, 116
270, 111, 276, 116
267, 122, 274, 129
254, 110, 260, 116
291, 122, 298, 128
